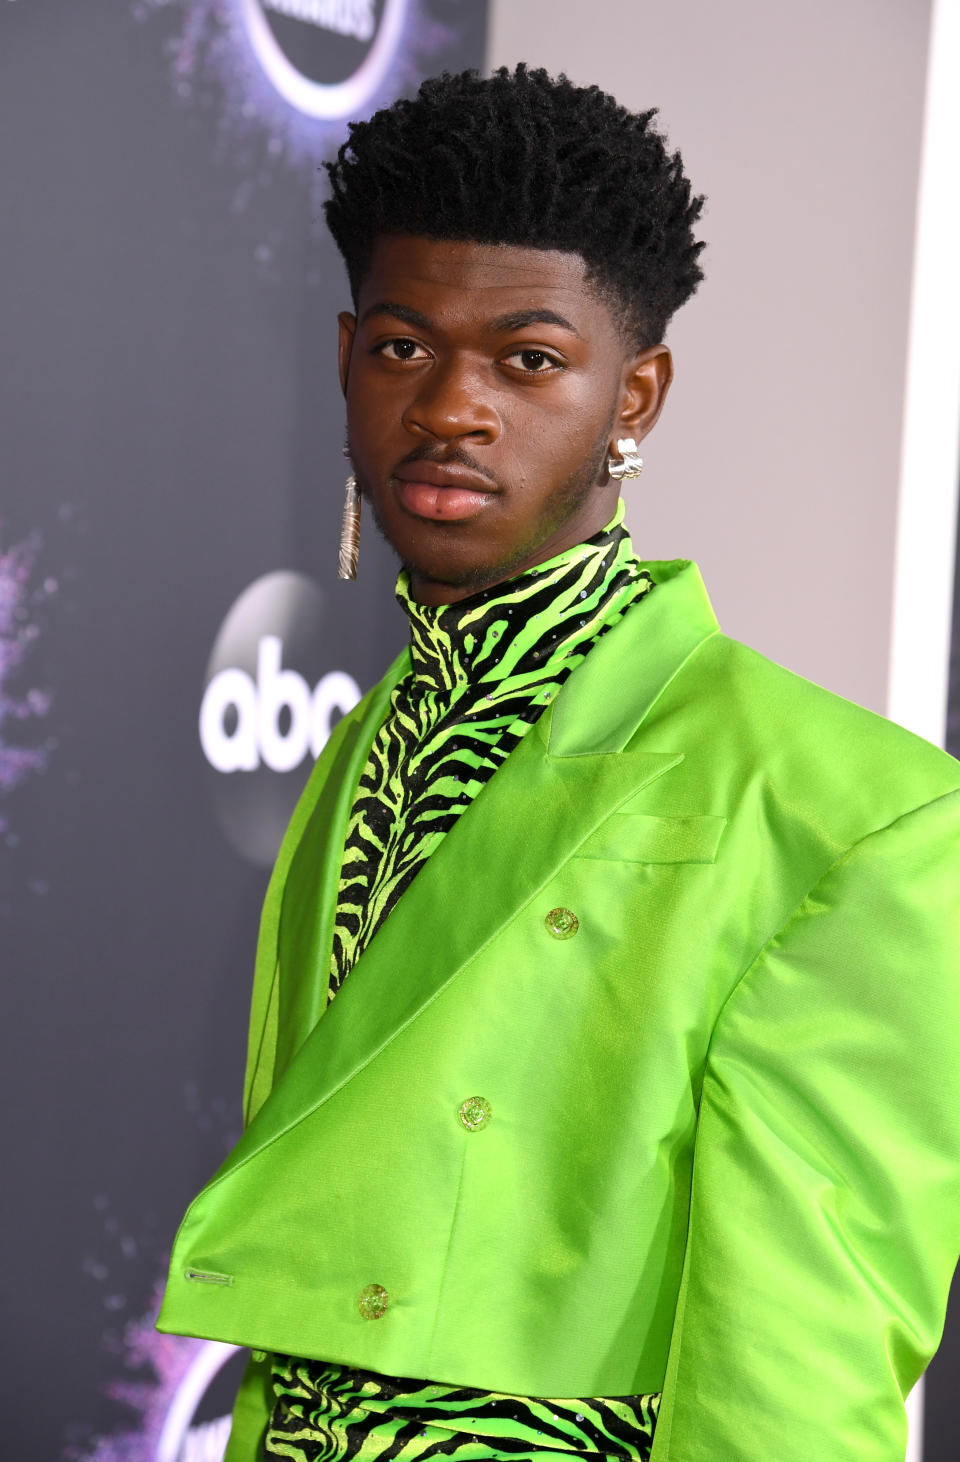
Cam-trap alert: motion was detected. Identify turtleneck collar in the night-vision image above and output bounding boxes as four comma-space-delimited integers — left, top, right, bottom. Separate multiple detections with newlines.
394, 501, 653, 693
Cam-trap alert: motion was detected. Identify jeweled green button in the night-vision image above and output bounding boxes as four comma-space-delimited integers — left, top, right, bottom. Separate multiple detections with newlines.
358, 1283, 389, 1320
545, 907, 579, 939
458, 1096, 492, 1131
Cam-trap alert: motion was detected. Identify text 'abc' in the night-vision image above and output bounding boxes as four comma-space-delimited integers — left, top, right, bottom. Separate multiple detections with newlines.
200, 636, 361, 773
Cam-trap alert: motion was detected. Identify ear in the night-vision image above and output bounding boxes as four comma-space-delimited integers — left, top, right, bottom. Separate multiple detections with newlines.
613, 344, 674, 445
338, 311, 357, 396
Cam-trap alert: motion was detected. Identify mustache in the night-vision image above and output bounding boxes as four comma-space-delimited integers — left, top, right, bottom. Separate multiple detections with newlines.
393, 444, 499, 488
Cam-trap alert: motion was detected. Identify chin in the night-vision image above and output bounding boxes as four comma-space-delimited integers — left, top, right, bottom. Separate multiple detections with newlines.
402, 540, 547, 599
405, 557, 505, 595
393, 535, 495, 589
369, 499, 497, 588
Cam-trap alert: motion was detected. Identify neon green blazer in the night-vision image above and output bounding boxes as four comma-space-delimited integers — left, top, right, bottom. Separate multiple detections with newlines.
158, 559, 960, 1461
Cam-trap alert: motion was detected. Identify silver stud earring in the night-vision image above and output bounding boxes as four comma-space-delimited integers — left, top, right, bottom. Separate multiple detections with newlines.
338, 474, 362, 581
607, 437, 644, 482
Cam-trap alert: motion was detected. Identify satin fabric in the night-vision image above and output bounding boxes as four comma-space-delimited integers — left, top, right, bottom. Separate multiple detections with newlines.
157, 558, 960, 1462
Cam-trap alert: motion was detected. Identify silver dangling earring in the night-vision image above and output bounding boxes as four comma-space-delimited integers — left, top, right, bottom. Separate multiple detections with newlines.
338, 474, 362, 581
607, 437, 644, 482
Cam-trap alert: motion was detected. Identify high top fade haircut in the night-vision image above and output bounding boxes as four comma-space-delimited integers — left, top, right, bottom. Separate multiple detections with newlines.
324, 64, 706, 349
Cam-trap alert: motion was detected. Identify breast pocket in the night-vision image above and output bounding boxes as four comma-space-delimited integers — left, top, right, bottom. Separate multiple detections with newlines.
575, 812, 727, 865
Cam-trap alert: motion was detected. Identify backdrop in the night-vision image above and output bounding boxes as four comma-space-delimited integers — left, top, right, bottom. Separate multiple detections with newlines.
3, 3, 959, 1459
0, 3, 486, 1457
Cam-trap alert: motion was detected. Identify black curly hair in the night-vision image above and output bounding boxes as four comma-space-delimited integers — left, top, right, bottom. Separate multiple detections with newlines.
324, 64, 706, 348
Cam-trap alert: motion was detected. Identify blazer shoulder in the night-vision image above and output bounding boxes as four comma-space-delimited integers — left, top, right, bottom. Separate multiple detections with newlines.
664, 630, 960, 835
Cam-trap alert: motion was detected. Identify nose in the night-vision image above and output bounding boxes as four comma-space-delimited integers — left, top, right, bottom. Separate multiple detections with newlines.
401, 355, 500, 445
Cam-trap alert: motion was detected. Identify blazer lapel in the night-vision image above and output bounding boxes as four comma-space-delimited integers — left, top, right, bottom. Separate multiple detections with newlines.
271, 652, 409, 1080
243, 649, 409, 1119
549, 556, 720, 754
220, 559, 720, 1179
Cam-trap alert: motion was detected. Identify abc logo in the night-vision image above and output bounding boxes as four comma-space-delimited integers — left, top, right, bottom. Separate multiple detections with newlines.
200, 571, 361, 867
239, 0, 407, 119
200, 635, 357, 774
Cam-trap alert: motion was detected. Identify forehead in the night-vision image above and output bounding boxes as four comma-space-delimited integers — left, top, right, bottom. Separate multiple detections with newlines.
357, 235, 617, 337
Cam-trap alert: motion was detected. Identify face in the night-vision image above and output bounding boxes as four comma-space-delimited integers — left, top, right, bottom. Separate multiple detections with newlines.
338, 236, 672, 605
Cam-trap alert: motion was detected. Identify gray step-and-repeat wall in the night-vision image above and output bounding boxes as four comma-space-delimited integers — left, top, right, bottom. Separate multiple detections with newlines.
3, 5, 958, 1460
0, 3, 486, 1458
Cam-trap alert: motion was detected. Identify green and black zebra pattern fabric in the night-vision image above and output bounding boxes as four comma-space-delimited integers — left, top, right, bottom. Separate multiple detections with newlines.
328, 501, 654, 998
265, 504, 660, 1461
265, 1358, 660, 1461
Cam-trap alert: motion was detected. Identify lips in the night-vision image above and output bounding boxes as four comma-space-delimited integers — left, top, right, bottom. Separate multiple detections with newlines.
392, 460, 498, 522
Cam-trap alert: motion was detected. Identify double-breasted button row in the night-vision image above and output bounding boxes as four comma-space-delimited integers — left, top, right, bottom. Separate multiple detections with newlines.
356, 913, 576, 1328
357, 1096, 497, 1321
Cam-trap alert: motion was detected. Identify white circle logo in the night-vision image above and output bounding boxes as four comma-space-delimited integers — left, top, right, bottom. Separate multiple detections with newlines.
239, 0, 410, 118
200, 571, 361, 867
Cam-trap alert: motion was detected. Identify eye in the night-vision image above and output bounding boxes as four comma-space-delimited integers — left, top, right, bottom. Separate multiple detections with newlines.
376, 338, 430, 362
503, 348, 563, 374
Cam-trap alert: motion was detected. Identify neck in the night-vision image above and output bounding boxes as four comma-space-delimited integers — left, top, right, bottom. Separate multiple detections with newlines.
395, 501, 650, 693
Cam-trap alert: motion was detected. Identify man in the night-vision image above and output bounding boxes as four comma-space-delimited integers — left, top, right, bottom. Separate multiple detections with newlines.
158, 66, 960, 1461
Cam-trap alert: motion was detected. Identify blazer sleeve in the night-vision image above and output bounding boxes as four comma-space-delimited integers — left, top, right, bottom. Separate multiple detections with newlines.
651, 788, 960, 1462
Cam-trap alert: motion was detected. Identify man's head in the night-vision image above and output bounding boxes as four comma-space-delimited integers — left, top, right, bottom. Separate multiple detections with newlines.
326, 65, 705, 604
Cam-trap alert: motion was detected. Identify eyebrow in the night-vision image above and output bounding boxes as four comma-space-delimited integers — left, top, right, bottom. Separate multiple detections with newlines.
360, 301, 432, 330
488, 308, 581, 337
359, 301, 582, 338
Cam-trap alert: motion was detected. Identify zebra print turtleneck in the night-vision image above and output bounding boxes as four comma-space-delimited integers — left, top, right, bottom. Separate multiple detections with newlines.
267, 502, 662, 1462
327, 500, 655, 1000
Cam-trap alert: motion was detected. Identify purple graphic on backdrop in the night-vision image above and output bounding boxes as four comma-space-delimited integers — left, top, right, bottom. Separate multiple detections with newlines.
69, 1096, 245, 1462
133, 0, 450, 192
0, 526, 54, 833
72, 1278, 240, 1462
4, 3, 484, 1457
